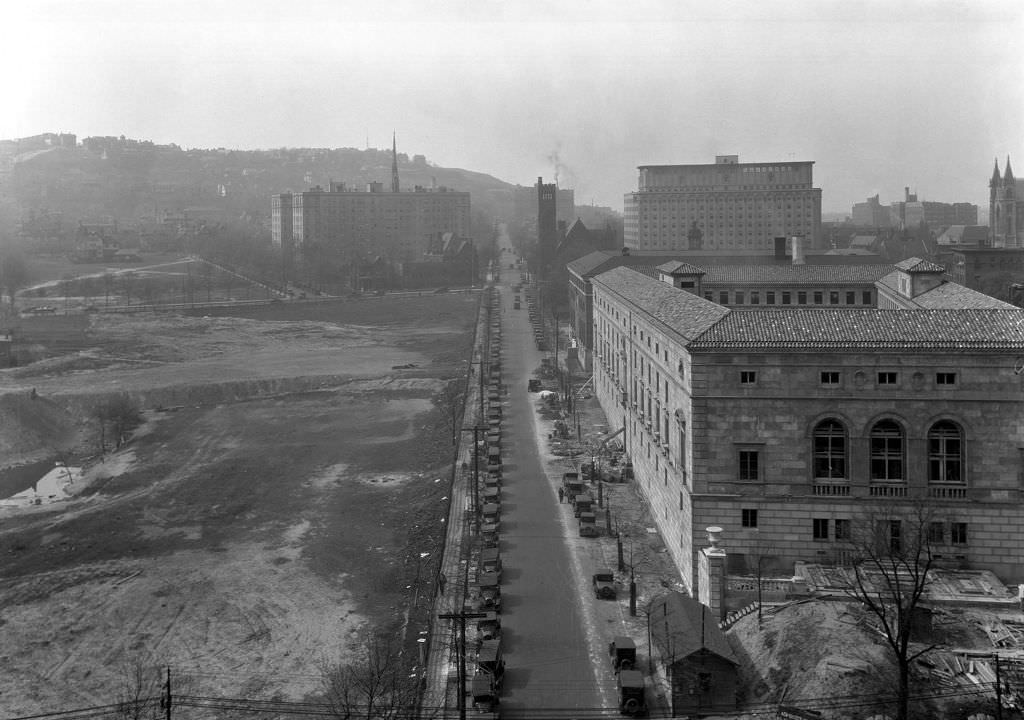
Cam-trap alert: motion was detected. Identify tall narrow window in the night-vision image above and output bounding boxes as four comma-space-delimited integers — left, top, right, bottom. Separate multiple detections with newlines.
813, 419, 847, 479
870, 420, 904, 481
739, 449, 760, 481
928, 421, 963, 483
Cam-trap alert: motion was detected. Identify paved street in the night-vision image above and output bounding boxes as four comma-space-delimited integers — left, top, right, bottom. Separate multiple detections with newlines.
424, 229, 684, 718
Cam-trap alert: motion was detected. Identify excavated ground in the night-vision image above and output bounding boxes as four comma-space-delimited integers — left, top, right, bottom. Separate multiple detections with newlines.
0, 294, 478, 714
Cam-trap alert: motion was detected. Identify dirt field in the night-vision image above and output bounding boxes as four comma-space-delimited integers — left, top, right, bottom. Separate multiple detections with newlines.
0, 294, 479, 714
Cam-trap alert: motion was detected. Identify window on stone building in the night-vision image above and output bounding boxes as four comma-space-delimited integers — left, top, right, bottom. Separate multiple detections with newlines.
738, 449, 760, 481
878, 372, 897, 386
834, 519, 850, 540
870, 420, 904, 481
741, 508, 758, 528
936, 372, 957, 386
951, 522, 968, 545
813, 419, 847, 479
766, 291, 776, 304
798, 291, 807, 304
928, 421, 963, 484
740, 371, 757, 385
820, 371, 840, 386
813, 291, 823, 305
735, 291, 745, 304
928, 522, 944, 544
862, 290, 873, 305
719, 291, 729, 304
812, 518, 829, 540
782, 291, 791, 305
846, 291, 855, 305
829, 291, 840, 305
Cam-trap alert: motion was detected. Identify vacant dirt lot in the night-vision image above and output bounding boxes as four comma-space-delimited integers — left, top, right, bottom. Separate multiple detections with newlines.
0, 294, 478, 714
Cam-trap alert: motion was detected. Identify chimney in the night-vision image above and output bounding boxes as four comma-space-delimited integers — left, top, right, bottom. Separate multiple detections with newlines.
791, 236, 805, 265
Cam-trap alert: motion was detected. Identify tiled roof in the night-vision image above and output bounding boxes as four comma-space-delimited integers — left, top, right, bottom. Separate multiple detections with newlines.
649, 594, 737, 664
700, 264, 893, 285
688, 309, 1024, 350
656, 260, 705, 275
566, 250, 618, 277
895, 257, 945, 273
593, 267, 728, 340
876, 272, 1017, 309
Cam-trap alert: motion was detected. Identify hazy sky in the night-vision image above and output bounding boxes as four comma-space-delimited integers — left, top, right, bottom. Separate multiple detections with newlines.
5, 0, 1023, 213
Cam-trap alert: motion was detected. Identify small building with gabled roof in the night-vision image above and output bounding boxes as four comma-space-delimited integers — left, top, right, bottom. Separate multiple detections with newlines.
648, 593, 738, 714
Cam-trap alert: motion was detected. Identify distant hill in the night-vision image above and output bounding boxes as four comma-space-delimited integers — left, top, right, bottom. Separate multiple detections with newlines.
0, 136, 528, 236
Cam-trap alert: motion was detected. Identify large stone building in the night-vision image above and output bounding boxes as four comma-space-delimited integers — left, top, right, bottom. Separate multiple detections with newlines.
589, 261, 1024, 593
623, 155, 822, 254
990, 156, 1022, 248
271, 182, 470, 263
851, 194, 891, 228
271, 140, 470, 264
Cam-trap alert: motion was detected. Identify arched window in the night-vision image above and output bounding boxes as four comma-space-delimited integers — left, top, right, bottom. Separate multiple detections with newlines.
928, 421, 963, 483
813, 419, 847, 479
870, 420, 904, 481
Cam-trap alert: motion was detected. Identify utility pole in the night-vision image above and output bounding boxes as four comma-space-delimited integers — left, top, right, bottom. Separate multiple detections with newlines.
995, 654, 1003, 720
439, 611, 487, 720
160, 667, 171, 720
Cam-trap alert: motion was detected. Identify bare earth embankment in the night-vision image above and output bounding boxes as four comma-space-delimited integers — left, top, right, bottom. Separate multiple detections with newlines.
0, 294, 478, 714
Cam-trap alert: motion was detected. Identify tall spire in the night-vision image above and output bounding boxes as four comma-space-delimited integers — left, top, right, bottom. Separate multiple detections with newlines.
1005, 155, 1015, 182
992, 157, 1001, 185
391, 131, 400, 193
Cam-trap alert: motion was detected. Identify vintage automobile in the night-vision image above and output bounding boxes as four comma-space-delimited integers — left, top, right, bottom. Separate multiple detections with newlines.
573, 492, 594, 517
609, 636, 637, 671
578, 511, 598, 537
482, 486, 500, 508
527, 378, 542, 392
476, 611, 502, 642
480, 547, 502, 580
593, 569, 617, 600
470, 673, 500, 716
482, 503, 500, 528
617, 669, 647, 716
562, 472, 585, 502
481, 523, 500, 549
476, 638, 506, 687
475, 572, 502, 611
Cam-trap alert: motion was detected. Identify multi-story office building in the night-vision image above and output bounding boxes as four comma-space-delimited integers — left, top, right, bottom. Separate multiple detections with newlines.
271, 181, 470, 263
623, 155, 822, 254
851, 194, 891, 228
889, 188, 978, 230
589, 261, 1024, 593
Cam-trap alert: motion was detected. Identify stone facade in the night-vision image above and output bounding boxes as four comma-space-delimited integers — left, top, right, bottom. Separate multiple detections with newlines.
591, 265, 1024, 592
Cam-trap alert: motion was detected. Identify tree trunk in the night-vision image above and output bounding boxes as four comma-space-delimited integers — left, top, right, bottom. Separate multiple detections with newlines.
897, 658, 910, 720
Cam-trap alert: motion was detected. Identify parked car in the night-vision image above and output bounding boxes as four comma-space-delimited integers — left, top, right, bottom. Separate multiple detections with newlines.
579, 511, 598, 537
593, 569, 617, 600
609, 636, 637, 671
481, 547, 502, 580
617, 670, 647, 716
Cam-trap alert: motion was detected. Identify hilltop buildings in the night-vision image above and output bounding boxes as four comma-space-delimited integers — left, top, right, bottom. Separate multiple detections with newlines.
623, 155, 822, 255
587, 259, 1024, 593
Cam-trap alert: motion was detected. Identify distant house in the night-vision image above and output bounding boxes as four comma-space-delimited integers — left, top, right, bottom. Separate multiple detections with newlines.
648, 594, 739, 715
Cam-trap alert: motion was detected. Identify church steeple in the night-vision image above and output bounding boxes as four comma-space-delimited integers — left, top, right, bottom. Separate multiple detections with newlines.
391, 132, 400, 193
991, 157, 1001, 186
1005, 155, 1015, 182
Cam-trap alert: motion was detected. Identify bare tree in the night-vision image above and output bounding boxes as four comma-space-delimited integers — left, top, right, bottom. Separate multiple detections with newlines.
94, 393, 143, 452
319, 631, 423, 720
115, 655, 163, 720
435, 380, 465, 445
839, 500, 938, 720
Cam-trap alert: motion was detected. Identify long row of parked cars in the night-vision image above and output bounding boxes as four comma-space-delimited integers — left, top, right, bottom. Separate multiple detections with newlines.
467, 286, 507, 716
